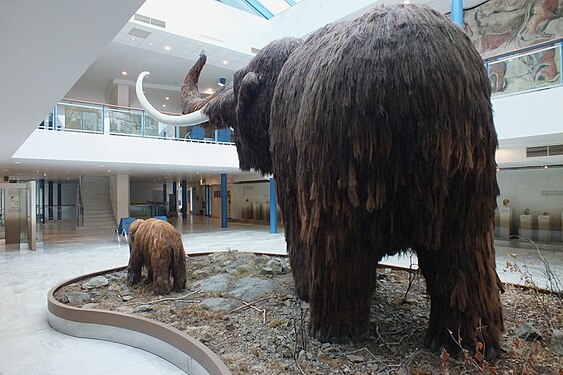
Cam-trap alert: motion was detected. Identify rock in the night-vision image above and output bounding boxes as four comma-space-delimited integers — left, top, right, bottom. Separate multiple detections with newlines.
297, 350, 306, 363
230, 277, 277, 300
549, 329, 563, 355
260, 266, 274, 275
67, 292, 91, 305
202, 297, 237, 312
195, 274, 234, 293
82, 276, 109, 289
300, 301, 310, 309
226, 268, 237, 275
122, 295, 133, 302
82, 303, 98, 309
347, 354, 365, 363
282, 348, 292, 358
134, 305, 153, 313
514, 322, 542, 340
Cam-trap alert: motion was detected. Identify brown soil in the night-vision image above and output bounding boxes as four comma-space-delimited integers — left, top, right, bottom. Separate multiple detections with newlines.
55, 252, 563, 375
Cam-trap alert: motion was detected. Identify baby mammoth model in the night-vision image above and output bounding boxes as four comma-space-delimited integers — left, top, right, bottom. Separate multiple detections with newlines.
137, 4, 504, 359
127, 218, 187, 295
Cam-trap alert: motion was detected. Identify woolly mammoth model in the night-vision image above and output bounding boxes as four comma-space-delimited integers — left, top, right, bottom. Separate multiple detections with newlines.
127, 218, 187, 295
137, 4, 503, 358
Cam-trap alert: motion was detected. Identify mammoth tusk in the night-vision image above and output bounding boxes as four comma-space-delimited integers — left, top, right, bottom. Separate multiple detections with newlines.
135, 71, 209, 126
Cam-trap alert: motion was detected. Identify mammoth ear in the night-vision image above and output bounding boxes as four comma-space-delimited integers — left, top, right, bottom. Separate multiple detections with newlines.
237, 72, 260, 108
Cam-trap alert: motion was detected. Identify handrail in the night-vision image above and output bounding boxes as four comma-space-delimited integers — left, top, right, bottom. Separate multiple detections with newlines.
483, 37, 563, 63
50, 100, 234, 144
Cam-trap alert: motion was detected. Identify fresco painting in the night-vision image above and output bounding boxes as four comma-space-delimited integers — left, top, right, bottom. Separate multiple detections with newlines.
465, 0, 563, 96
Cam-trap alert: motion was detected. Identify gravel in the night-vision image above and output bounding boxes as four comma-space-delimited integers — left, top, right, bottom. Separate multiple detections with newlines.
55, 251, 563, 374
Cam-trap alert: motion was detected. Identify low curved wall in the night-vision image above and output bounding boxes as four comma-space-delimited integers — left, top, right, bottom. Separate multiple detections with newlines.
47, 266, 231, 375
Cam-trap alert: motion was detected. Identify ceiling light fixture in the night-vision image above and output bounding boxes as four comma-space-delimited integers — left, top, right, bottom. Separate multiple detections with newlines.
162, 104, 166, 108
121, 71, 128, 76
223, 60, 228, 65
165, 96, 169, 100
14, 161, 21, 164
164, 45, 171, 51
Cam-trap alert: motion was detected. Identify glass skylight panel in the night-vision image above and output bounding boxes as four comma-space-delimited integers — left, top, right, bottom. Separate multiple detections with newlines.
259, 0, 291, 14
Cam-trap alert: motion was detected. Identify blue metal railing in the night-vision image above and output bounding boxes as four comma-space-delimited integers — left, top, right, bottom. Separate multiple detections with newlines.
39, 98, 234, 145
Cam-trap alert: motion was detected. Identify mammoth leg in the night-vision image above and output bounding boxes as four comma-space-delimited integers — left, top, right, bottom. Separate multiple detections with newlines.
287, 234, 309, 301
276, 177, 309, 301
172, 246, 187, 292
308, 233, 377, 343
152, 253, 172, 295
127, 243, 143, 285
416, 225, 503, 360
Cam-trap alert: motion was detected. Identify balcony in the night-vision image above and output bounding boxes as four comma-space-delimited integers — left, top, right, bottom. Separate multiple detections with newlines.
39, 99, 234, 144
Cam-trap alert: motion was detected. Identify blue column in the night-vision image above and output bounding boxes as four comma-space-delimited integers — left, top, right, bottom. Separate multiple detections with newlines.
269, 177, 277, 233
451, 0, 463, 27
48, 181, 53, 220
221, 174, 228, 228
181, 180, 187, 219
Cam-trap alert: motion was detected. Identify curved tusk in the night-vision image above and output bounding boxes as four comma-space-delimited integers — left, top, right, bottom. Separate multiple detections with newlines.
135, 71, 209, 126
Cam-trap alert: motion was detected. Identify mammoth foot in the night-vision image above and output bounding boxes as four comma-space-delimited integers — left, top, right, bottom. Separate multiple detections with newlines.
309, 324, 370, 345
424, 328, 501, 362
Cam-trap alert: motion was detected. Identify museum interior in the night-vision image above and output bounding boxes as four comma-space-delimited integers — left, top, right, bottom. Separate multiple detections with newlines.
0, 0, 562, 374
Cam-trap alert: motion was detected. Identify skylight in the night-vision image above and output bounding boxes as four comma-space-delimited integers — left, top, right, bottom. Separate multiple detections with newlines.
216, 0, 302, 19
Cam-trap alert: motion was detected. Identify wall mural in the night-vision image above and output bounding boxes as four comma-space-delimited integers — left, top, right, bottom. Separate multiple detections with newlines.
465, 0, 563, 96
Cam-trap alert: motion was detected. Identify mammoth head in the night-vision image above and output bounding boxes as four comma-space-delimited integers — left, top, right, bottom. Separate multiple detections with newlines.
136, 37, 302, 175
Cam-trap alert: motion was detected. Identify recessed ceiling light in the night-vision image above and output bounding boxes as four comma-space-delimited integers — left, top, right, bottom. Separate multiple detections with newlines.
164, 45, 171, 51
164, 176, 167, 179
67, 177, 70, 180
544, 165, 548, 169
36, 170, 39, 173
403, 0, 411, 4
14, 161, 21, 164
149, 42, 153, 46
162, 104, 166, 108
165, 96, 169, 100
108, 170, 111, 172
43, 173, 47, 176
223, 60, 228, 65
99, 164, 104, 167
121, 71, 128, 76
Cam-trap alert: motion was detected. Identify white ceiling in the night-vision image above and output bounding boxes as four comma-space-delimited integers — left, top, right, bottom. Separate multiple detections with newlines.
2, 0, 559, 184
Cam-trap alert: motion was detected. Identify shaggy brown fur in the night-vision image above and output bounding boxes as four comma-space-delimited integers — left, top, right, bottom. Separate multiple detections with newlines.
127, 218, 187, 295
178, 4, 503, 359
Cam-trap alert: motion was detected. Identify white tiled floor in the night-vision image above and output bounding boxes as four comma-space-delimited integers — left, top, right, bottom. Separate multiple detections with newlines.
0, 215, 561, 374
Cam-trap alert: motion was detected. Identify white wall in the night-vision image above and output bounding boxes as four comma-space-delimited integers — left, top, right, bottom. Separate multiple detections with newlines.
497, 167, 563, 241
130, 181, 164, 203
14, 130, 241, 171
493, 86, 563, 140
230, 181, 270, 221
110, 175, 130, 222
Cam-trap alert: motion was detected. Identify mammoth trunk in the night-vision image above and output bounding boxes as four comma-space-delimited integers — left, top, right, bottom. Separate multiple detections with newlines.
181, 54, 236, 130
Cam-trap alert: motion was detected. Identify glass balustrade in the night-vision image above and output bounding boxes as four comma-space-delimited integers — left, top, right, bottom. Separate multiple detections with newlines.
486, 41, 562, 98
41, 99, 235, 144
40, 38, 561, 139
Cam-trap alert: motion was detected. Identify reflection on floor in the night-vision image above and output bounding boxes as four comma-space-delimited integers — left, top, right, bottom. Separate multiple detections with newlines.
0, 215, 561, 374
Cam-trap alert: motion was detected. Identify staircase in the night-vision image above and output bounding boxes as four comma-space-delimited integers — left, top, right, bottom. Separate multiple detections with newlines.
78, 176, 115, 230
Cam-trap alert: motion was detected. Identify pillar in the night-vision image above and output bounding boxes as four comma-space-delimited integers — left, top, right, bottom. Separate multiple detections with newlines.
221, 174, 228, 228
270, 177, 277, 234
451, 0, 463, 27
57, 183, 62, 220
181, 180, 187, 219
48, 181, 53, 220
